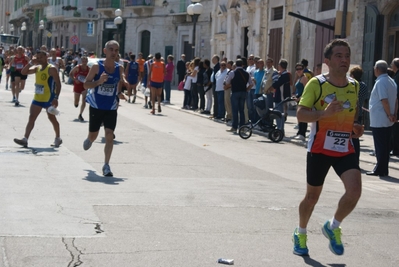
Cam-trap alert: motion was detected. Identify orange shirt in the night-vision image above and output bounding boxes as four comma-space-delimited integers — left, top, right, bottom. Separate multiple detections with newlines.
137, 58, 145, 73
150, 61, 165, 83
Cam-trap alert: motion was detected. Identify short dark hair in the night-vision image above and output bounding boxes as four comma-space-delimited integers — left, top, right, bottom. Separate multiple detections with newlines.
155, 52, 161, 60
236, 59, 243, 67
129, 54, 136, 61
301, 59, 308, 67
204, 59, 210, 68
324, 39, 351, 60
279, 59, 288, 69
349, 66, 363, 81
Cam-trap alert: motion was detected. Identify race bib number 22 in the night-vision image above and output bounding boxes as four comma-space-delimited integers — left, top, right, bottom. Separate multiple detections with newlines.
323, 130, 350, 153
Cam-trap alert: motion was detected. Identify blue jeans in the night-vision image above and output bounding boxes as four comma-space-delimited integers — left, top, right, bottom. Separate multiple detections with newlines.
231, 91, 247, 129
164, 81, 171, 101
217, 91, 225, 119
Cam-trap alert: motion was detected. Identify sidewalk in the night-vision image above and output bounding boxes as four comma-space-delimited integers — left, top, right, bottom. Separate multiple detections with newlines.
135, 86, 399, 173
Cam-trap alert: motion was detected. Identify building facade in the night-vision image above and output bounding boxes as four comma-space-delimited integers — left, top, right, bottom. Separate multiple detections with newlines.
3, 0, 399, 90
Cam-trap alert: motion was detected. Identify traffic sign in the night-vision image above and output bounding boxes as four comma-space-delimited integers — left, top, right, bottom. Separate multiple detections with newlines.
70, 35, 79, 45
47, 32, 52, 38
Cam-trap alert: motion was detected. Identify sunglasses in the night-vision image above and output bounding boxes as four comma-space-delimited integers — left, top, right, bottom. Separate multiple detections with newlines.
296, 68, 303, 71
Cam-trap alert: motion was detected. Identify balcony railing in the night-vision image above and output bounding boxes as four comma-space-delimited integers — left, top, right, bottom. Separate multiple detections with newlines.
45, 5, 64, 19
29, 0, 49, 7
97, 0, 120, 9
125, 0, 154, 7
9, 8, 24, 22
64, 8, 98, 20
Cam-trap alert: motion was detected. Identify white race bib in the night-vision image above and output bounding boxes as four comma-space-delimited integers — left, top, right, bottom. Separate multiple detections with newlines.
35, 84, 44, 95
16, 63, 24, 69
77, 75, 86, 83
323, 130, 350, 153
98, 83, 115, 96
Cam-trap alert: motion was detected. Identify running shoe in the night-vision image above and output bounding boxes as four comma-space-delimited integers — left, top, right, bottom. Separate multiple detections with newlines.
14, 138, 28, 148
83, 138, 92, 151
292, 228, 309, 256
322, 221, 344, 255
15, 100, 20, 107
148, 101, 152, 109
12, 97, 16, 102
102, 164, 113, 177
144, 104, 148, 109
294, 135, 306, 141
78, 114, 84, 122
51, 138, 63, 148
132, 95, 136, 103
128, 98, 131, 103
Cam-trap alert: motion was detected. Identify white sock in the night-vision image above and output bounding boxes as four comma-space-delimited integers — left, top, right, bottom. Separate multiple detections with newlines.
330, 217, 341, 229
297, 227, 307, 234
23, 137, 28, 141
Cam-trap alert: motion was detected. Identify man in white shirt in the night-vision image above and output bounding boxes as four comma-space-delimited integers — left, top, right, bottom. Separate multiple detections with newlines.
246, 55, 257, 122
367, 60, 398, 176
214, 61, 228, 119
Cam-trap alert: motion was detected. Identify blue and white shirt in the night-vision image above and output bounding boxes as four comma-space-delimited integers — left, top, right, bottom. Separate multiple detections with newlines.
86, 60, 120, 110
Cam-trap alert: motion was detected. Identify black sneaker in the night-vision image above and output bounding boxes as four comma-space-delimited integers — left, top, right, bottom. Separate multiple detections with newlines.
14, 138, 28, 147
148, 101, 152, 109
78, 114, 84, 122
15, 100, 20, 106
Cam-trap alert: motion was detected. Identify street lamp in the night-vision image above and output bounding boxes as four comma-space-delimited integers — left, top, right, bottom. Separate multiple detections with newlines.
0, 26, 3, 34
187, 0, 203, 59
39, 20, 44, 47
21, 22, 27, 46
10, 24, 14, 34
114, 9, 123, 43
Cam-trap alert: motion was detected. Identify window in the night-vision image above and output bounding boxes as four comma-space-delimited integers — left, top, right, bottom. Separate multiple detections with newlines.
320, 0, 336, 12
272, 6, 283, 21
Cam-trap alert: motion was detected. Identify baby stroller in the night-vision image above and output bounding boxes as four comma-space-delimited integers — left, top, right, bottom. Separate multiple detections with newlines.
238, 95, 296, 142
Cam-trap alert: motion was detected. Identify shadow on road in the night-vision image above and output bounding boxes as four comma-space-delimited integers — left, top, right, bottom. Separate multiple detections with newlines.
83, 169, 126, 185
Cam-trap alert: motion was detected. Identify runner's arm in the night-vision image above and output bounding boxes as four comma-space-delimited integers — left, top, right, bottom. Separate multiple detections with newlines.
83, 64, 101, 89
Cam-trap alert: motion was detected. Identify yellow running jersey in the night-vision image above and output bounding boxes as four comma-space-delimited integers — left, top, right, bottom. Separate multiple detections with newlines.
33, 64, 55, 103
299, 75, 359, 157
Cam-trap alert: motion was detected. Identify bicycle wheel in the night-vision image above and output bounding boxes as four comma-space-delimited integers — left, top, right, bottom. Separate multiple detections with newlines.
268, 129, 284, 142
239, 125, 252, 139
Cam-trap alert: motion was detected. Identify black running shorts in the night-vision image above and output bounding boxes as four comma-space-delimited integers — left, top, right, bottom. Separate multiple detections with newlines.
10, 71, 28, 82
89, 106, 117, 132
306, 152, 360, 186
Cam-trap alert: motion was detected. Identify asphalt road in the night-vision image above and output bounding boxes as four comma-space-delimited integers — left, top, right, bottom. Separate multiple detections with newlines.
0, 75, 398, 267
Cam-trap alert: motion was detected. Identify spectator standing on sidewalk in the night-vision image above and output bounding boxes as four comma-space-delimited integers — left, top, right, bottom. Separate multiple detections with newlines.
366, 60, 398, 176
291, 63, 308, 141
163, 55, 174, 104
203, 59, 213, 115
14, 50, 62, 148
176, 54, 186, 84
349, 66, 368, 161
225, 59, 254, 133
214, 61, 228, 119
390, 58, 399, 156
223, 60, 234, 123
211, 55, 220, 118
292, 39, 363, 257
246, 55, 257, 122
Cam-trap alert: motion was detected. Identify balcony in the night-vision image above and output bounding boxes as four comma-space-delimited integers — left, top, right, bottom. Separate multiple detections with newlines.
45, 5, 65, 20
22, 5, 34, 15
124, 0, 154, 8
63, 7, 98, 21
9, 8, 26, 24
97, 0, 121, 10
29, 0, 49, 8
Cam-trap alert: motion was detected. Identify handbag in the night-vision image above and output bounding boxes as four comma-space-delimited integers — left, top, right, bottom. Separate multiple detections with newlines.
178, 81, 184, 90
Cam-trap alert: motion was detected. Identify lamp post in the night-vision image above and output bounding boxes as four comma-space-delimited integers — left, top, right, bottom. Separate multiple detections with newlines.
0, 26, 4, 34
187, 0, 203, 59
38, 20, 44, 47
114, 9, 123, 43
10, 24, 14, 35
21, 22, 27, 46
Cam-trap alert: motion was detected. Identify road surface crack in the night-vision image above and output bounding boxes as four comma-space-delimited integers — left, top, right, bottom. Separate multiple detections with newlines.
62, 237, 83, 267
